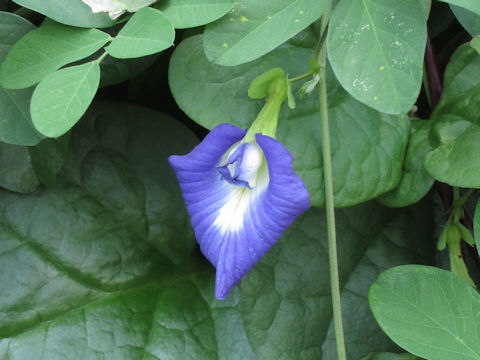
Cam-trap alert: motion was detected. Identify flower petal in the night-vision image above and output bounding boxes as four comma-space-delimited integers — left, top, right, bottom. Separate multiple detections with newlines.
169, 124, 310, 299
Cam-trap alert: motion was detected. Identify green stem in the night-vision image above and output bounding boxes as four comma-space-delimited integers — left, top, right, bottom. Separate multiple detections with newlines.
95, 51, 109, 64
317, 3, 347, 360
288, 70, 314, 83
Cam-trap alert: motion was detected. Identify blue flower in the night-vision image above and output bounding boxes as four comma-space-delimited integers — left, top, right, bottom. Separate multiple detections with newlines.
169, 124, 310, 300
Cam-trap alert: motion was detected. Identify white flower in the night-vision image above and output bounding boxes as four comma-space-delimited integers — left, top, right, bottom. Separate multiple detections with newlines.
81, 0, 157, 19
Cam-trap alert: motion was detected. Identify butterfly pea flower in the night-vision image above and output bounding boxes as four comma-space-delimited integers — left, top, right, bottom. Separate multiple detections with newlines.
169, 70, 310, 300
81, 0, 156, 19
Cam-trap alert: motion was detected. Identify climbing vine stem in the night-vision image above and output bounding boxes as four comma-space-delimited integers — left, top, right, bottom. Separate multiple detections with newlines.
317, 3, 347, 360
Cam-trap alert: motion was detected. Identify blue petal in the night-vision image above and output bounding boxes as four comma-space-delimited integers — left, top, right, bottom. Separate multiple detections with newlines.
169, 124, 310, 299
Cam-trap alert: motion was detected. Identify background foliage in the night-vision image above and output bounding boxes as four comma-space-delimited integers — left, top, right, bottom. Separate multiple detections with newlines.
0, 0, 480, 359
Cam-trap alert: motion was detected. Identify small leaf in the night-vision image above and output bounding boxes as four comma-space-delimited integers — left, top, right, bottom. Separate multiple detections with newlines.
12, 0, 115, 28
327, 0, 427, 114
31, 62, 100, 138
203, 0, 330, 66
248, 67, 285, 99
369, 265, 480, 360
156, 0, 235, 28
286, 79, 296, 109
106, 7, 174, 59
455, 221, 475, 246
0, 20, 110, 89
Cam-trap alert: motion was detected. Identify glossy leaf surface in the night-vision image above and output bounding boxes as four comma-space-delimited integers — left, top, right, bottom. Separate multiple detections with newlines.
31, 62, 100, 137
327, 0, 427, 114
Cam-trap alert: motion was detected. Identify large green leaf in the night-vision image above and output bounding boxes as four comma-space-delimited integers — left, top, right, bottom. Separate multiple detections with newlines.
0, 167, 434, 359
203, 0, 329, 66
106, 7, 174, 59
29, 136, 69, 187
369, 265, 480, 360
423, 45, 480, 187
0, 12, 42, 146
451, 5, 480, 36
377, 120, 435, 207
99, 53, 159, 87
31, 62, 100, 138
327, 0, 427, 114
12, 0, 115, 28
0, 20, 110, 90
438, 0, 480, 16
0, 142, 39, 193
169, 35, 409, 207
156, 0, 235, 28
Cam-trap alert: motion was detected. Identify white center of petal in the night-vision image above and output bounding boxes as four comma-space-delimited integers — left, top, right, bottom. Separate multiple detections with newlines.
214, 146, 269, 234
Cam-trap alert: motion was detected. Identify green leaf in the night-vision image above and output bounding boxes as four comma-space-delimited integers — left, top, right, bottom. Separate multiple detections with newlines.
0, 12, 42, 146
438, 0, 480, 17
156, 0, 235, 29
423, 45, 480, 187
472, 35, 480, 53
424, 122, 480, 187
0, 142, 39, 193
369, 265, 480, 360
475, 198, 480, 255
327, 0, 427, 114
203, 0, 329, 66
377, 120, 435, 207
12, 0, 115, 28
0, 186, 434, 358
451, 5, 480, 36
106, 7, 174, 59
361, 353, 421, 360
169, 35, 410, 207
31, 62, 100, 138
0, 20, 110, 90
29, 136, 69, 187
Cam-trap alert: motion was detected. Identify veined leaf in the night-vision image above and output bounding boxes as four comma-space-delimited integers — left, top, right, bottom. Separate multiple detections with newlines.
106, 7, 174, 59
370, 265, 480, 360
203, 0, 329, 66
31, 62, 100, 137
0, 20, 110, 89
327, 0, 427, 114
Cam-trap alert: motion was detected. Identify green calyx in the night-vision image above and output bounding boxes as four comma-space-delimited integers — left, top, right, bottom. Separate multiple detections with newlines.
244, 68, 287, 141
